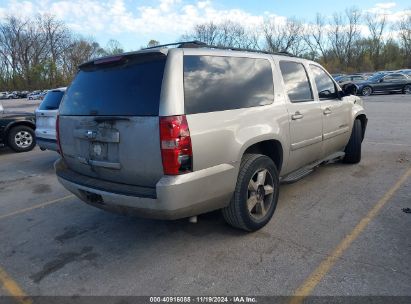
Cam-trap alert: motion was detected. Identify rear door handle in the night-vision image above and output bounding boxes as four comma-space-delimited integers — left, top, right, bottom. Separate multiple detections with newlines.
323, 107, 332, 115
291, 112, 304, 120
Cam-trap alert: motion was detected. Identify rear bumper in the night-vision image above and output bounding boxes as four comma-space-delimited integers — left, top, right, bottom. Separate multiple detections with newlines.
55, 158, 237, 220
36, 137, 58, 151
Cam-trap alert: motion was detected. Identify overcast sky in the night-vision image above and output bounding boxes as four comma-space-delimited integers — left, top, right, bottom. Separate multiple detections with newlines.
0, 0, 410, 50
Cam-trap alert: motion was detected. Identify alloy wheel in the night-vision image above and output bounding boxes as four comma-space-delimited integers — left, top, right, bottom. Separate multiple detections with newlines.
362, 87, 372, 96
14, 131, 33, 149
247, 168, 275, 220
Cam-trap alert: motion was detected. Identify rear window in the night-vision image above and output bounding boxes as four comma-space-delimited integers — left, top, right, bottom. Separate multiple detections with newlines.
59, 54, 166, 116
38, 91, 64, 110
184, 55, 274, 114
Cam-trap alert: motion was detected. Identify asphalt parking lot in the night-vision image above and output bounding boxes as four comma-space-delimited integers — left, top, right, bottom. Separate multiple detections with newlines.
0, 95, 410, 300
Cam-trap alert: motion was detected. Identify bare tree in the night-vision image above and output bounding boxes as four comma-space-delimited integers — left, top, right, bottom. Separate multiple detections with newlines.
147, 39, 160, 47
182, 21, 259, 49
40, 14, 70, 87
365, 13, 387, 70
1, 9, 411, 91
328, 7, 362, 68
397, 15, 411, 67
61, 37, 105, 82
304, 14, 330, 61
182, 22, 219, 45
104, 39, 124, 55
263, 17, 305, 55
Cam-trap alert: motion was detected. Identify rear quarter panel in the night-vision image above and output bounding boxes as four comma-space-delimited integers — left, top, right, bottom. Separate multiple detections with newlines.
187, 104, 289, 173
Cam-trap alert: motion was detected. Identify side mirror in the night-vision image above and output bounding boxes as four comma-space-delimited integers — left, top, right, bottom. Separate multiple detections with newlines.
379, 78, 384, 83
319, 89, 332, 98
341, 83, 358, 96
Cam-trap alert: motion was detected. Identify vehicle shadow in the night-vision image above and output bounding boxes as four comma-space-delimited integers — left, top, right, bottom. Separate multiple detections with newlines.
0, 146, 16, 155
20, 205, 254, 285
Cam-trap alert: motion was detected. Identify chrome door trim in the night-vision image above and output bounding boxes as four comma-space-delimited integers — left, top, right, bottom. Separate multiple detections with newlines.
290, 135, 322, 151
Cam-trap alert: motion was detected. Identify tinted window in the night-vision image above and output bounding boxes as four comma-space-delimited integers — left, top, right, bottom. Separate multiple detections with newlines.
38, 90, 65, 110
384, 74, 406, 81
368, 74, 385, 82
59, 55, 166, 116
352, 76, 364, 80
310, 65, 337, 99
279, 61, 313, 102
183, 56, 274, 114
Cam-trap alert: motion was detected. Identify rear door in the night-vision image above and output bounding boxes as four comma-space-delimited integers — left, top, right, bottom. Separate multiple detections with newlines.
309, 64, 351, 158
279, 60, 323, 173
382, 73, 408, 91
35, 90, 65, 140
58, 53, 167, 188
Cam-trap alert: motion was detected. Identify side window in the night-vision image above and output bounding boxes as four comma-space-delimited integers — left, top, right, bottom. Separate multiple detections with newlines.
183, 56, 274, 114
389, 74, 406, 81
310, 65, 338, 99
279, 61, 313, 103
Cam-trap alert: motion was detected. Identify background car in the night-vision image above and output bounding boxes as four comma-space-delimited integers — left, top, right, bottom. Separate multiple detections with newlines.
356, 73, 411, 96
15, 91, 29, 98
0, 102, 36, 152
28, 91, 46, 100
0, 92, 18, 99
334, 74, 368, 84
395, 69, 411, 77
35, 87, 66, 151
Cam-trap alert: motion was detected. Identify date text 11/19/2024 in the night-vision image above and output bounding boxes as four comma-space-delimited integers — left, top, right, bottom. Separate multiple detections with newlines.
149, 296, 257, 303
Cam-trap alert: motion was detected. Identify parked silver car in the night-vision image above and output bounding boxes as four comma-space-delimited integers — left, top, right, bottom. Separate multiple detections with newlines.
28, 91, 46, 100
35, 87, 66, 151
55, 42, 367, 231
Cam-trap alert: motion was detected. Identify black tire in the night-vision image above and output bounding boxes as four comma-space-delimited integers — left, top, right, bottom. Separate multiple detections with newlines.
7, 125, 36, 152
222, 154, 279, 231
343, 119, 362, 164
361, 86, 372, 96
403, 84, 411, 94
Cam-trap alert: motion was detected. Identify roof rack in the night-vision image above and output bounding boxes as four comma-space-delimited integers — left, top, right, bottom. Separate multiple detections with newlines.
142, 41, 207, 50
200, 44, 296, 57
142, 40, 296, 57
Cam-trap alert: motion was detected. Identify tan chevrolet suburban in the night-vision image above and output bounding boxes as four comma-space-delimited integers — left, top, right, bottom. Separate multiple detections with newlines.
55, 41, 367, 231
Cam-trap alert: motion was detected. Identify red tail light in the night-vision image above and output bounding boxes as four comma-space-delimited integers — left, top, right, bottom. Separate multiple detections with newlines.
160, 115, 192, 175
56, 114, 63, 155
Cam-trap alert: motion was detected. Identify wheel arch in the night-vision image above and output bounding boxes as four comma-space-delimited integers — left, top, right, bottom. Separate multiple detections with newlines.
4, 121, 36, 139
242, 139, 284, 172
354, 113, 367, 141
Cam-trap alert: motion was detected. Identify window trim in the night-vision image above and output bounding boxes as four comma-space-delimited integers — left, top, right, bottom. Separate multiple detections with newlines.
279, 60, 314, 103
309, 64, 340, 101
